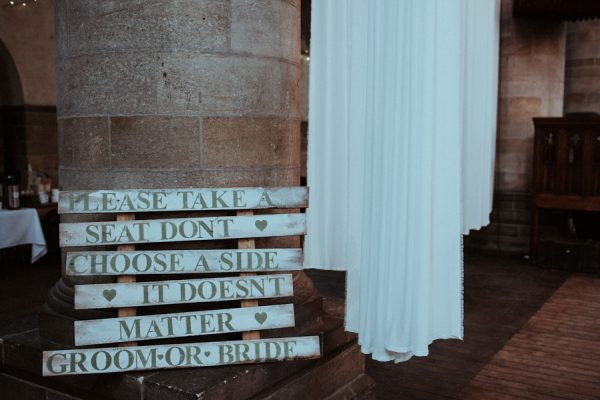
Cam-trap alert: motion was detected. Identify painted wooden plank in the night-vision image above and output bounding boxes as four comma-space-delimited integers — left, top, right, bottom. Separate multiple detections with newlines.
59, 213, 306, 247
74, 274, 294, 309
58, 187, 308, 214
74, 304, 295, 346
116, 213, 137, 347
65, 248, 303, 276
43, 336, 320, 376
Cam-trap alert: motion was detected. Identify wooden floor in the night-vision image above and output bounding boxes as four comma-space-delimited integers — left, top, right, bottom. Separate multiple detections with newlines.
309, 253, 573, 399
462, 274, 600, 400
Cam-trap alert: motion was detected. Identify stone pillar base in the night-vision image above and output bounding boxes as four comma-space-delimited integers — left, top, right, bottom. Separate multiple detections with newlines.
2, 300, 375, 400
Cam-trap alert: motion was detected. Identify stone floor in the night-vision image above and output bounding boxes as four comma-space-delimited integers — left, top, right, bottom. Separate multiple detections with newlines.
0, 250, 585, 399
0, 247, 60, 338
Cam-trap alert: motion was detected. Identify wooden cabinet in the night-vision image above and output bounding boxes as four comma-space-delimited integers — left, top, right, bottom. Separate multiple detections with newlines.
531, 116, 600, 261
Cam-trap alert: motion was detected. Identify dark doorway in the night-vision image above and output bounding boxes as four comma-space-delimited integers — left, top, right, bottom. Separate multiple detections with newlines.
0, 39, 25, 181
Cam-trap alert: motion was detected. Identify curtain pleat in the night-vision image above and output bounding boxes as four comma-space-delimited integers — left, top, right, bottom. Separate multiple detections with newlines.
462, 0, 501, 233
305, 0, 500, 362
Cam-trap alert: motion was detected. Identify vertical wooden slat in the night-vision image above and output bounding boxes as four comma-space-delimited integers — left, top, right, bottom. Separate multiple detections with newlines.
583, 129, 595, 196
116, 213, 137, 347
557, 129, 569, 195
238, 210, 260, 340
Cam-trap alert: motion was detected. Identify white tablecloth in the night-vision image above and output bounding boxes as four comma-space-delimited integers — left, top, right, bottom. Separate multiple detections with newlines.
0, 208, 47, 263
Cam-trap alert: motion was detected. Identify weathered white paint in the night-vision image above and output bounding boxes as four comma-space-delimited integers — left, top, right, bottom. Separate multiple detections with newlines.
65, 248, 303, 276
60, 213, 306, 247
236, 209, 261, 341
74, 304, 295, 346
74, 274, 294, 309
58, 187, 308, 214
43, 336, 320, 376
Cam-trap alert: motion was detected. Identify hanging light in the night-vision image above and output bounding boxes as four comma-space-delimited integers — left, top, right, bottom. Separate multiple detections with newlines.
6, 0, 40, 6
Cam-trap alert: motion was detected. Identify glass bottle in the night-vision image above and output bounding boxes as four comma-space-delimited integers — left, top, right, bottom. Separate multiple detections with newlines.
6, 173, 20, 209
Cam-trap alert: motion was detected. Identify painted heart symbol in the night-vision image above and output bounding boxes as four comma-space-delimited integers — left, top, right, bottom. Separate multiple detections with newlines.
254, 312, 268, 325
255, 220, 268, 231
204, 351, 211, 357
103, 289, 117, 302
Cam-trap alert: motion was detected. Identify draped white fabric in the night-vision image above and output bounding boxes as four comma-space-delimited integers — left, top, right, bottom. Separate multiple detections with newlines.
304, 0, 500, 362
462, 0, 501, 233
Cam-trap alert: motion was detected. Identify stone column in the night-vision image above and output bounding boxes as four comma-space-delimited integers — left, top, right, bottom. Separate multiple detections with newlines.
41, 0, 319, 346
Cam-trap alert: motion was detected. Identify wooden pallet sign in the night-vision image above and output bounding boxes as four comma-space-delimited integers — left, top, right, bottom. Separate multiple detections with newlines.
43, 186, 320, 376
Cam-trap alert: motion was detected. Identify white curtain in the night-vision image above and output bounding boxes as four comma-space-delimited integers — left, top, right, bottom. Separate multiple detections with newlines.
304, 0, 500, 362
462, 0, 501, 233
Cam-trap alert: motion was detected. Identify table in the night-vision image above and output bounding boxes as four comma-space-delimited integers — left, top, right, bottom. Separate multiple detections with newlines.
0, 208, 47, 263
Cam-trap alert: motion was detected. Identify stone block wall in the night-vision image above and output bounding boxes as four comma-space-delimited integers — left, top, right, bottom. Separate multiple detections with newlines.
0, 0, 56, 106
464, 191, 531, 255
564, 19, 600, 114
0, 106, 58, 187
0, 0, 57, 185
495, 0, 566, 193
